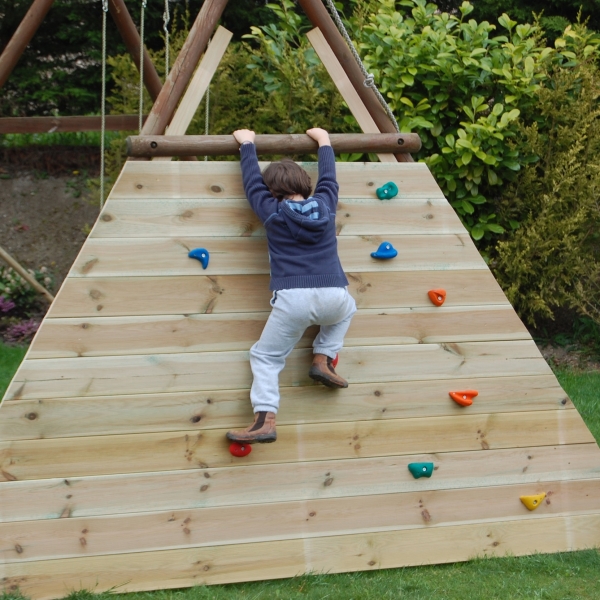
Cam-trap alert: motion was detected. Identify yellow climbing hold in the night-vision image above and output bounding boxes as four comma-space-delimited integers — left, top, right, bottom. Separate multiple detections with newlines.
520, 493, 546, 511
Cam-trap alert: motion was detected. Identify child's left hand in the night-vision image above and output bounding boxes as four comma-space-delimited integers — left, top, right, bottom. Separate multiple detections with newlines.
233, 129, 256, 145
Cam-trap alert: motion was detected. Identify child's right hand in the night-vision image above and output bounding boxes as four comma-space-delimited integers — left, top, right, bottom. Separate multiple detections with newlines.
233, 129, 256, 145
306, 128, 331, 147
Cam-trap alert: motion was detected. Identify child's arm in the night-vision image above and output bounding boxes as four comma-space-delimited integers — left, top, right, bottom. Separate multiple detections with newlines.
232, 130, 277, 223
306, 128, 338, 208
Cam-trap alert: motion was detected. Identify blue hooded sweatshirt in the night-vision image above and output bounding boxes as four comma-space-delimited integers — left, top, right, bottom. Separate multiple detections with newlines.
239, 143, 349, 291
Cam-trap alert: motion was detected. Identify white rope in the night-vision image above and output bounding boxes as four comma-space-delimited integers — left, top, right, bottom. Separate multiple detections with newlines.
323, 0, 400, 132
100, 0, 109, 207
163, 0, 170, 78
139, 0, 147, 133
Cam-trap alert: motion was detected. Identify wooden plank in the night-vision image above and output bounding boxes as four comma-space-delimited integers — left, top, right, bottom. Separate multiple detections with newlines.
70, 235, 486, 278
4, 341, 551, 401
28, 305, 529, 359
109, 160, 444, 199
0, 374, 567, 440
1, 443, 595, 522
0, 115, 145, 134
91, 197, 466, 238
47, 270, 510, 318
2, 478, 599, 563
306, 28, 396, 163
0, 410, 590, 481
154, 26, 232, 162
2, 515, 600, 599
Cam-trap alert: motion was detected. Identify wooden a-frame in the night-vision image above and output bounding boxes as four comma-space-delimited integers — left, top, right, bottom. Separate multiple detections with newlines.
1, 1, 600, 598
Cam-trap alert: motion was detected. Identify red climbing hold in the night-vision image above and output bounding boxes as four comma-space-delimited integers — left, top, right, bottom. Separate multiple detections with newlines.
428, 289, 446, 306
229, 442, 252, 457
332, 353, 339, 368
449, 390, 479, 407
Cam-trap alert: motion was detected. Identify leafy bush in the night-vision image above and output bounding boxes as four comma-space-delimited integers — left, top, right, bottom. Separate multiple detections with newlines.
491, 51, 600, 326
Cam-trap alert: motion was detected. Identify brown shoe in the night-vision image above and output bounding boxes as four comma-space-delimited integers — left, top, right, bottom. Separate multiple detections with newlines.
226, 411, 277, 444
309, 353, 348, 388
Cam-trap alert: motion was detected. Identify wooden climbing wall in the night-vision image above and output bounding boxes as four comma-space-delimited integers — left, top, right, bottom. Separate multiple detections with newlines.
1, 159, 600, 599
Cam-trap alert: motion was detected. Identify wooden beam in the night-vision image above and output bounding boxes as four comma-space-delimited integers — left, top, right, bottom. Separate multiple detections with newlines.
0, 245, 54, 302
0, 115, 146, 134
0, 0, 55, 89
140, 0, 230, 138
127, 133, 421, 157
108, 0, 163, 101
297, 0, 413, 162
306, 28, 396, 164
153, 26, 233, 161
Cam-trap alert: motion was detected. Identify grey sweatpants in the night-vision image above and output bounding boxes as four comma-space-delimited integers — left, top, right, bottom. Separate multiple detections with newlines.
250, 287, 357, 413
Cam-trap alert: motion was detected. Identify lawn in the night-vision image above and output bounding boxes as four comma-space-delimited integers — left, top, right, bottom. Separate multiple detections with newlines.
0, 344, 599, 599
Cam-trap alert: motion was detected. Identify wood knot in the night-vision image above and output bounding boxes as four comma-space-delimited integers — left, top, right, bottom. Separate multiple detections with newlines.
203, 472, 211, 479
180, 210, 193, 219
324, 477, 334, 487
421, 509, 431, 522
190, 415, 202, 423
81, 322, 90, 329
26, 412, 37, 420
183, 528, 191, 535
374, 390, 381, 397
368, 560, 376, 566
210, 184, 224, 193
367, 181, 374, 187
15, 544, 23, 554
309, 512, 316, 517
136, 184, 143, 189
200, 485, 209, 492
425, 214, 434, 220
100, 213, 113, 222
492, 541, 499, 547
561, 398, 568, 405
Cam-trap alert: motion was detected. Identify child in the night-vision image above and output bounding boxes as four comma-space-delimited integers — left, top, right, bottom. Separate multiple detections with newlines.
226, 128, 356, 444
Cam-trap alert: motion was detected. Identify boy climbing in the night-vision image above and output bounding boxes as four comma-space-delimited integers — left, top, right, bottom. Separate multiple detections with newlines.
226, 128, 356, 444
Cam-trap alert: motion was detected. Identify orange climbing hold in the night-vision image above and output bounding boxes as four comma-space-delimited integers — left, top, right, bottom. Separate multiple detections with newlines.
428, 289, 446, 306
449, 390, 479, 407
520, 493, 546, 511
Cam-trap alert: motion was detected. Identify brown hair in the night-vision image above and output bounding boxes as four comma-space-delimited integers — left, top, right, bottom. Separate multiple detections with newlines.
262, 158, 312, 201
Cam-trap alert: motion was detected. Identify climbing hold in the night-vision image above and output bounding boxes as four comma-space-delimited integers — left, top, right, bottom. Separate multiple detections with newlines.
188, 248, 209, 270
408, 462, 434, 479
520, 493, 546, 511
449, 390, 478, 406
428, 289, 447, 306
376, 181, 399, 200
332, 353, 339, 368
371, 242, 398, 260
229, 442, 252, 458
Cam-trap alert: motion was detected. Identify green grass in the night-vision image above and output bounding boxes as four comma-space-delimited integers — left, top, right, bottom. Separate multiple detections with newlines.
0, 346, 598, 599
0, 342, 27, 399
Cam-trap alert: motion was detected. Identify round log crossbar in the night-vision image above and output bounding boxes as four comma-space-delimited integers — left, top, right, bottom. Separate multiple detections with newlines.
126, 133, 421, 157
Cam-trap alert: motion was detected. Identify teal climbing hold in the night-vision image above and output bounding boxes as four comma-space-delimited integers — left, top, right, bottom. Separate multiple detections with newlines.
376, 181, 399, 200
408, 462, 434, 479
371, 242, 398, 260
188, 248, 210, 269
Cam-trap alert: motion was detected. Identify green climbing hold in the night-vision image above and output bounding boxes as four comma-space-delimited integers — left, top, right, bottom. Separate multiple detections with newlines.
376, 181, 399, 200
408, 462, 434, 479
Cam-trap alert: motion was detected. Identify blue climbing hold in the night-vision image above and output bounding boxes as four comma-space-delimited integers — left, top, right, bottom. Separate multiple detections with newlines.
376, 181, 399, 200
371, 241, 398, 260
408, 462, 434, 479
188, 248, 210, 269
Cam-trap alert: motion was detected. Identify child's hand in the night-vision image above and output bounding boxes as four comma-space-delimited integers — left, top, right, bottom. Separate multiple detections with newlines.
233, 129, 256, 145
306, 128, 331, 147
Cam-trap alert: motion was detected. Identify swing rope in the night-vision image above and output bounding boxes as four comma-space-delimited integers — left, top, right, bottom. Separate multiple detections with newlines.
139, 0, 148, 133
163, 0, 170, 78
322, 0, 400, 133
204, 36, 211, 162
100, 0, 109, 207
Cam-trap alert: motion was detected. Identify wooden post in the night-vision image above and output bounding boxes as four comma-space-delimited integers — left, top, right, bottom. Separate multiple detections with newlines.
140, 0, 230, 138
297, 0, 413, 162
0, 0, 55, 89
0, 115, 146, 134
0, 246, 54, 303
108, 0, 163, 101
126, 133, 421, 157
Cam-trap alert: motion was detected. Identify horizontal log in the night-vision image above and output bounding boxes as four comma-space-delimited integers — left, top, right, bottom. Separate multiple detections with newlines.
126, 133, 422, 157
2, 515, 600, 599
0, 115, 145, 134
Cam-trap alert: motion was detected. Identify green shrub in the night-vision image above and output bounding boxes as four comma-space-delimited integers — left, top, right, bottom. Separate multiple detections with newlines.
491, 53, 600, 326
